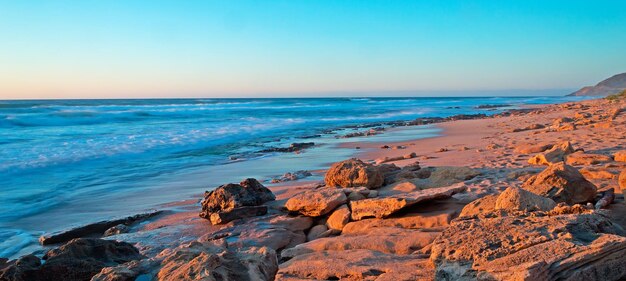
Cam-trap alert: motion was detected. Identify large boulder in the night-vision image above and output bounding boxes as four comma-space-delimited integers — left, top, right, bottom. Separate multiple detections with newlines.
200, 178, 275, 224
0, 238, 143, 281
522, 162, 597, 204
495, 187, 556, 212
528, 141, 575, 166
430, 210, 626, 281
565, 152, 613, 166
324, 158, 384, 189
156, 241, 277, 281
285, 188, 347, 217
350, 183, 466, 220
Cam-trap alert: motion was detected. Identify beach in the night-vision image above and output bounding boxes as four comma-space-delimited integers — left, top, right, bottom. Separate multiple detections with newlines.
2, 95, 626, 280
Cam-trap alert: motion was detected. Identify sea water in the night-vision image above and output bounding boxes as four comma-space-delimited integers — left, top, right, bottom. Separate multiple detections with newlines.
0, 96, 589, 258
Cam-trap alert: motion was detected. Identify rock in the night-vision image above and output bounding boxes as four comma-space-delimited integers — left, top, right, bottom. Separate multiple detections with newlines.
495, 187, 556, 212
614, 150, 626, 162
260, 142, 314, 153
103, 224, 129, 237
430, 211, 626, 281
326, 205, 351, 231
367, 190, 378, 198
39, 211, 163, 245
390, 167, 479, 190
459, 194, 498, 217
306, 225, 329, 241
580, 167, 616, 180
199, 178, 275, 224
347, 191, 366, 201
156, 241, 277, 281
565, 152, 613, 166
510, 123, 545, 132
209, 206, 268, 225
556, 123, 576, 131
276, 249, 434, 280
0, 255, 41, 281
324, 158, 384, 189
527, 141, 575, 166
285, 188, 347, 217
620, 169, 626, 191
350, 183, 466, 220
282, 227, 439, 258
403, 152, 417, 159
344, 200, 461, 232
204, 215, 313, 252
522, 162, 597, 204
0, 238, 144, 281
270, 170, 313, 183
514, 143, 553, 154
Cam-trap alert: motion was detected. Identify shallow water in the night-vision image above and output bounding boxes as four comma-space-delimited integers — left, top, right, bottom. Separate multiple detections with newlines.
0, 96, 589, 258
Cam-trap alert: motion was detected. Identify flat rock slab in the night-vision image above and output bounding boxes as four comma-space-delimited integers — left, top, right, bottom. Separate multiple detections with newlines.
276, 249, 434, 281
431, 210, 626, 280
282, 227, 439, 257
39, 210, 164, 245
350, 183, 466, 220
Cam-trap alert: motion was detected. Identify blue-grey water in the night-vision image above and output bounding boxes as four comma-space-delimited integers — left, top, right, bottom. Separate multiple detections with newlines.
0, 96, 589, 258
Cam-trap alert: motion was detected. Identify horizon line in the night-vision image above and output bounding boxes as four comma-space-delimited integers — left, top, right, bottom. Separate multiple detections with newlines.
0, 88, 577, 101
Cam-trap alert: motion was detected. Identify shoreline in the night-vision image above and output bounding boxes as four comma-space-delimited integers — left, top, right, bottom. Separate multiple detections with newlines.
2, 98, 598, 257
3, 95, 626, 280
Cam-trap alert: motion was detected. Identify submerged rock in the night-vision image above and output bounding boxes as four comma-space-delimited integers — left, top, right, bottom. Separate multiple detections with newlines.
324, 158, 384, 189
522, 162, 597, 204
200, 178, 275, 225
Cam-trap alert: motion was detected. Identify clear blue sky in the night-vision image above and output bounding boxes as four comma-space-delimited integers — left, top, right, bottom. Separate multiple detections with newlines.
1, 0, 625, 99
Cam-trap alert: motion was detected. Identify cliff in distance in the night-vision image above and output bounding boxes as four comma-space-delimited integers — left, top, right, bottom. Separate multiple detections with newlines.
569, 72, 626, 96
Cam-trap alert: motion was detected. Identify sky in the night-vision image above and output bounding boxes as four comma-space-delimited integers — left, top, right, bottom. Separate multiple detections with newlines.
1, 0, 625, 99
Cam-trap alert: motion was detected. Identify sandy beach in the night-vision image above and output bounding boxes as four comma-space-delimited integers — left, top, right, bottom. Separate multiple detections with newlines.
3, 95, 626, 280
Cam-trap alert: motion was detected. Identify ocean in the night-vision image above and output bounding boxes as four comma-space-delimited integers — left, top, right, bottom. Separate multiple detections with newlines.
0, 96, 589, 258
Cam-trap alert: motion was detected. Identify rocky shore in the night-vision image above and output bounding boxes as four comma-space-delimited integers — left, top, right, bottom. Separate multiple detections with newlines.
2, 96, 626, 281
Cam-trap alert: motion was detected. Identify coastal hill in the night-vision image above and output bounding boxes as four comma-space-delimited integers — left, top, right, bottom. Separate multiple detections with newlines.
569, 72, 626, 96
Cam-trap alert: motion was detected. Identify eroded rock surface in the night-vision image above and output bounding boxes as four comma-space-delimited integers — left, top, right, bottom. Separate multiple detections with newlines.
156, 241, 277, 281
431, 210, 626, 281
276, 249, 434, 281
0, 238, 143, 281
